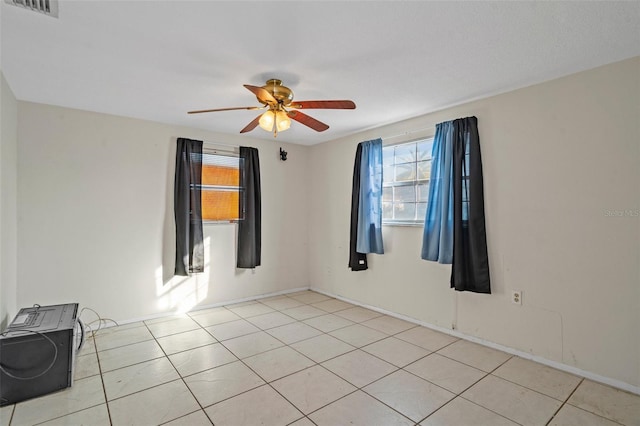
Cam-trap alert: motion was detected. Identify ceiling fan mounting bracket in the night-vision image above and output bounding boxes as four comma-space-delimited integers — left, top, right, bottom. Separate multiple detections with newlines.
259, 79, 294, 107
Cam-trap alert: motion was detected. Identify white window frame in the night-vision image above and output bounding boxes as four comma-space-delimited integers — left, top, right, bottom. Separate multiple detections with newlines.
382, 137, 434, 226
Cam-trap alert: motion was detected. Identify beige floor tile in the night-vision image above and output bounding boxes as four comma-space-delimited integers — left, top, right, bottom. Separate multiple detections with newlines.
289, 417, 315, 426
102, 356, 179, 400
303, 313, 355, 333
205, 318, 260, 341
94, 325, 154, 351
0, 405, 14, 426
271, 365, 356, 414
246, 311, 297, 330
74, 351, 100, 380
309, 390, 413, 426
462, 375, 562, 426
364, 369, 455, 422
322, 349, 397, 388
11, 375, 105, 426
37, 404, 110, 426
163, 410, 213, 426
260, 296, 305, 310
329, 323, 388, 347
311, 298, 355, 313
290, 292, 332, 304
281, 304, 327, 320
189, 308, 241, 327
362, 336, 430, 367
227, 303, 275, 318
291, 334, 356, 363
108, 379, 200, 426
437, 339, 511, 372
143, 313, 188, 325
156, 328, 217, 355
184, 361, 265, 407
493, 357, 581, 401
405, 353, 486, 394
421, 397, 518, 426
334, 306, 384, 323
205, 385, 303, 426
568, 380, 640, 426
361, 315, 416, 335
222, 331, 284, 359
395, 326, 458, 352
146, 316, 200, 338
169, 342, 237, 377
266, 321, 323, 344
549, 404, 621, 426
97, 339, 165, 372
244, 346, 315, 382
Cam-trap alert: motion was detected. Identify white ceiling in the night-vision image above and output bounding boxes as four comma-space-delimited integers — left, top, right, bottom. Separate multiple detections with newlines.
2, 1, 639, 145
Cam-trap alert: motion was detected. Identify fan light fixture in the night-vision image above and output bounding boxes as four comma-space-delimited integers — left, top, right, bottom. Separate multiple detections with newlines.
258, 110, 291, 135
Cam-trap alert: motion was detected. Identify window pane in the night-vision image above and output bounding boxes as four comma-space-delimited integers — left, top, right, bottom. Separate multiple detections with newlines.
416, 202, 427, 220
394, 144, 415, 164
394, 185, 416, 202
382, 202, 393, 220
418, 140, 433, 161
417, 183, 430, 202
202, 190, 240, 221
383, 165, 393, 184
383, 146, 394, 166
417, 160, 431, 180
394, 202, 416, 221
383, 187, 392, 202
395, 163, 415, 181
202, 155, 241, 186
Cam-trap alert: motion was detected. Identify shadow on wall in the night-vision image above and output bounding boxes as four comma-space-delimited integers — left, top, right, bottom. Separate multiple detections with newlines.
155, 237, 211, 314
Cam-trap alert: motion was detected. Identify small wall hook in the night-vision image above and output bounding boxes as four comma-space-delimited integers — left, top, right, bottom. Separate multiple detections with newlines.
279, 147, 288, 161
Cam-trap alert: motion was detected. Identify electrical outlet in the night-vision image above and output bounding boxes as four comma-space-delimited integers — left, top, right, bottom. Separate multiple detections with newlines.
511, 290, 522, 305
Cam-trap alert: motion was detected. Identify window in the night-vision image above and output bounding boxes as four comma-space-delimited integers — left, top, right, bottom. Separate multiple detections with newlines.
200, 153, 244, 222
382, 138, 433, 225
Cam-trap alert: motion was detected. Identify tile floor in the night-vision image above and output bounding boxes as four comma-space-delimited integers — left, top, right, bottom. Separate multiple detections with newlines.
1, 290, 639, 426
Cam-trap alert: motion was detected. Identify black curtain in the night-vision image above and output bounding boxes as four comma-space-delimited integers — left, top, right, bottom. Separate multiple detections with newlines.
174, 138, 204, 276
237, 146, 261, 268
349, 143, 368, 271
451, 117, 491, 293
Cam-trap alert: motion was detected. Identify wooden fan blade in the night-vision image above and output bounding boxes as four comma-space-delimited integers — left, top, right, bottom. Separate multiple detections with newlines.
188, 106, 261, 114
288, 100, 356, 110
240, 115, 262, 133
244, 84, 277, 105
287, 110, 329, 132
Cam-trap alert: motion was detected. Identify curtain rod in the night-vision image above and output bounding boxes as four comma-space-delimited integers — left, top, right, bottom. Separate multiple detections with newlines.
382, 124, 437, 141
202, 140, 239, 149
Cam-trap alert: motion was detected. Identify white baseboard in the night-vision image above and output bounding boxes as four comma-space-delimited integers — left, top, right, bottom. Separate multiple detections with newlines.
310, 286, 640, 396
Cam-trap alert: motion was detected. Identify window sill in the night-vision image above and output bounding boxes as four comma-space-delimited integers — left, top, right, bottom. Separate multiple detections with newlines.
383, 221, 423, 228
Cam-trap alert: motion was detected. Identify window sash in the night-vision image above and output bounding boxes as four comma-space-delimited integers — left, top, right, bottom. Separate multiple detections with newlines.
382, 138, 433, 225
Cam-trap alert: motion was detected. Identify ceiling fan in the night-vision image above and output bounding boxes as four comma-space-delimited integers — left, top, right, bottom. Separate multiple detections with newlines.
188, 79, 356, 137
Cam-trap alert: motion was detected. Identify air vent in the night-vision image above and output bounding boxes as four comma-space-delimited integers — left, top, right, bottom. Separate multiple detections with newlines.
4, 0, 58, 17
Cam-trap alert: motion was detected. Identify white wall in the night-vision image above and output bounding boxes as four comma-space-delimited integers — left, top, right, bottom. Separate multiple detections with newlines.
309, 57, 640, 389
0, 70, 18, 329
16, 103, 309, 322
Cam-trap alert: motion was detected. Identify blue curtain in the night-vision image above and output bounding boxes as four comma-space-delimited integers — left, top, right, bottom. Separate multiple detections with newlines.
421, 122, 454, 263
356, 138, 384, 254
421, 117, 491, 293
